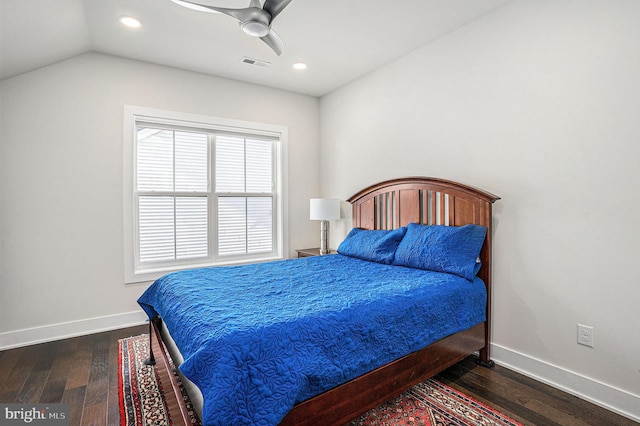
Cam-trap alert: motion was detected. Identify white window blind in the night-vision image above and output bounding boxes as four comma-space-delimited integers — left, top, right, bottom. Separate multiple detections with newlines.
215, 135, 274, 256
136, 129, 209, 263
125, 106, 286, 283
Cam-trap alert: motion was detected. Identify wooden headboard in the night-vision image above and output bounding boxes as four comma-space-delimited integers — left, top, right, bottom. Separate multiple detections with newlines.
348, 176, 500, 360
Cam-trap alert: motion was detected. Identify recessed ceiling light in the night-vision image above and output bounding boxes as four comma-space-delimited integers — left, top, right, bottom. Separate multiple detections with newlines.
292, 62, 308, 70
120, 16, 142, 29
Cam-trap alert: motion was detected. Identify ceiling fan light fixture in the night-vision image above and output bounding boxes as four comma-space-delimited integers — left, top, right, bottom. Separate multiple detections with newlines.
241, 21, 270, 37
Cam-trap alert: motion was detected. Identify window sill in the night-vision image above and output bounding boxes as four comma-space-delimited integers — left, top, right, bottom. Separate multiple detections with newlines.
125, 255, 285, 284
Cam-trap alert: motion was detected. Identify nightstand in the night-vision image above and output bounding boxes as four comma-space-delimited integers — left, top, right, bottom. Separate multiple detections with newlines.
295, 248, 335, 258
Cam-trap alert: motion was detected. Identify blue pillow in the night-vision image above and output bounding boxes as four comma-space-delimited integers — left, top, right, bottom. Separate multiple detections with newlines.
337, 227, 407, 264
392, 223, 487, 280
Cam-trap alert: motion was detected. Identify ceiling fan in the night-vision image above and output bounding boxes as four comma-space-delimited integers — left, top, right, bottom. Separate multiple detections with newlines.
170, 0, 294, 56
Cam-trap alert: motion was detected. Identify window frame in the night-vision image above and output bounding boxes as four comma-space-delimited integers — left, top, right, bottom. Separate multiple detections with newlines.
124, 105, 288, 284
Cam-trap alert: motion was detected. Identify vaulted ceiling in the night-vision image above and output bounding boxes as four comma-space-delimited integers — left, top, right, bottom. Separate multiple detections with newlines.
1, 0, 511, 97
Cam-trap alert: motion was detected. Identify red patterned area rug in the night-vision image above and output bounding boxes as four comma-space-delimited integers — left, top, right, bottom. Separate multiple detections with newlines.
119, 334, 521, 426
351, 379, 522, 426
118, 334, 201, 426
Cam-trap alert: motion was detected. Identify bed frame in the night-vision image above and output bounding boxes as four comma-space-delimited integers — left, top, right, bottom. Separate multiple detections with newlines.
147, 176, 500, 425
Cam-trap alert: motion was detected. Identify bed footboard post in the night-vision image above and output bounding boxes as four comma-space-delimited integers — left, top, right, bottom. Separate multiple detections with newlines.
144, 319, 156, 366
476, 347, 495, 368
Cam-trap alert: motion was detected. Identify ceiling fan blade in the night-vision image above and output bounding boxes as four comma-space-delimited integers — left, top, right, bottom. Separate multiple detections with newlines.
262, 0, 294, 21
260, 29, 284, 56
170, 0, 252, 22
170, 0, 221, 14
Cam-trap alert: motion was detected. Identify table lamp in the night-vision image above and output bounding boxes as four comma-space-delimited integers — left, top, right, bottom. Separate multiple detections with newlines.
310, 198, 340, 255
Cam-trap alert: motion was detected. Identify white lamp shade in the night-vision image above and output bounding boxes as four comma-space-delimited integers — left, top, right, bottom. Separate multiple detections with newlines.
310, 198, 340, 221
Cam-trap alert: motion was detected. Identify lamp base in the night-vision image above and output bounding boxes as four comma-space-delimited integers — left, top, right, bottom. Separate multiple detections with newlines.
319, 220, 329, 255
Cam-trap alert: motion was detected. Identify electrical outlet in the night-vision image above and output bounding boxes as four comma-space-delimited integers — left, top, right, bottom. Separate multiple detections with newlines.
577, 324, 594, 347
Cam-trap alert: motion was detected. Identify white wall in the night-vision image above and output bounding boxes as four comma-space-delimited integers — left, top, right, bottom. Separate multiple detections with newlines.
320, 0, 640, 420
0, 52, 320, 345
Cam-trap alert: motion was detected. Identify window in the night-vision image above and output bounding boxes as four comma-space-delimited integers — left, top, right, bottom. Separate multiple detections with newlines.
124, 106, 287, 283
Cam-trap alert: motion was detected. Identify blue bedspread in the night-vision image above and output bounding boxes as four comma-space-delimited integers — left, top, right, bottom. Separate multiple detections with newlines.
138, 254, 486, 425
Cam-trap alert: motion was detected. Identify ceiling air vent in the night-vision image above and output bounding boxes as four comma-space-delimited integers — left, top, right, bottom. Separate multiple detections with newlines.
242, 57, 270, 68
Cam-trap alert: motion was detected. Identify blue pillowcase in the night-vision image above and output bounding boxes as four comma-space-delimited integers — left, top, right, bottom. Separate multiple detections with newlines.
337, 224, 487, 280
337, 227, 407, 264
392, 223, 487, 280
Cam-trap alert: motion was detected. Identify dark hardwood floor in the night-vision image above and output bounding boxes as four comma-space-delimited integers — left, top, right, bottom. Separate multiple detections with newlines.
0, 325, 637, 425
0, 325, 147, 426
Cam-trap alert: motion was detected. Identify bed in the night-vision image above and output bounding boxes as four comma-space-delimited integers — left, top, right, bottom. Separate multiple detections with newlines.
138, 176, 500, 425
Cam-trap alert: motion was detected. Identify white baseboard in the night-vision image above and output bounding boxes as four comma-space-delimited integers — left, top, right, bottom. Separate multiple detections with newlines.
0, 311, 148, 350
492, 343, 640, 423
